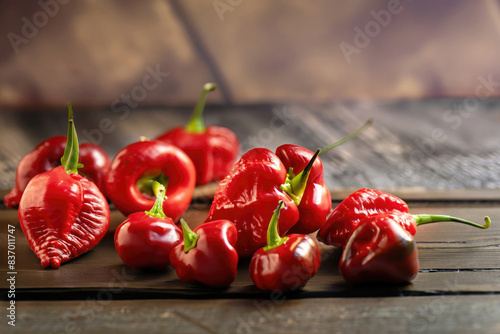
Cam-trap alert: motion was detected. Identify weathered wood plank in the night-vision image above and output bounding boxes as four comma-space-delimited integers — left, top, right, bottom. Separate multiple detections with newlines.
3, 295, 500, 334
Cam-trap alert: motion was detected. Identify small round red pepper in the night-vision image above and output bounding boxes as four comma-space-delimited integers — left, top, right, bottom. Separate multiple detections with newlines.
105, 139, 196, 222
114, 182, 182, 270
339, 210, 490, 283
157, 83, 240, 185
339, 212, 419, 283
250, 201, 321, 292
4, 136, 110, 208
169, 218, 238, 287
18, 104, 110, 269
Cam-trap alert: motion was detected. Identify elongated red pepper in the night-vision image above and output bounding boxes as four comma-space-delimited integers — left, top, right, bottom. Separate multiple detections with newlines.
205, 148, 304, 257
339, 210, 490, 283
114, 182, 182, 270
276, 119, 372, 235
4, 136, 110, 208
250, 201, 321, 291
105, 139, 196, 222
157, 83, 240, 185
18, 104, 110, 268
169, 218, 238, 287
318, 188, 491, 248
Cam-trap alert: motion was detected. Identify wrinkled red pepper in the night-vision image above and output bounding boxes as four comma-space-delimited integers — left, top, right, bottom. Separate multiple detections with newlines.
205, 147, 311, 257
250, 201, 321, 292
157, 83, 239, 185
114, 181, 182, 270
318, 187, 491, 249
170, 218, 238, 287
4, 135, 110, 208
105, 139, 196, 222
18, 104, 110, 269
339, 210, 490, 283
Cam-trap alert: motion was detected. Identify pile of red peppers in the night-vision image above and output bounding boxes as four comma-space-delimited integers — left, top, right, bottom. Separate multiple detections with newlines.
6, 84, 492, 292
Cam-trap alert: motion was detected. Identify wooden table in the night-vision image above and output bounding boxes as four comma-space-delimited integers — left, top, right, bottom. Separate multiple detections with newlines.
1, 101, 500, 333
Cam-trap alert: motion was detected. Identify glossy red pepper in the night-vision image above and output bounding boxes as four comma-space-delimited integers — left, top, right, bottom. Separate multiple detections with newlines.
4, 136, 110, 208
18, 104, 110, 268
205, 148, 307, 257
276, 119, 372, 235
114, 182, 182, 270
318, 188, 491, 248
339, 212, 419, 283
170, 218, 238, 287
276, 145, 331, 235
105, 139, 196, 222
157, 83, 239, 185
339, 210, 491, 283
250, 201, 321, 292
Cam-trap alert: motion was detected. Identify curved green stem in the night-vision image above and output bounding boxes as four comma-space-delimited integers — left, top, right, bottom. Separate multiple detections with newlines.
280, 149, 320, 206
180, 218, 199, 253
137, 173, 169, 197
144, 181, 167, 218
185, 83, 216, 134
413, 215, 491, 229
264, 201, 288, 251
61, 102, 80, 174
318, 119, 373, 156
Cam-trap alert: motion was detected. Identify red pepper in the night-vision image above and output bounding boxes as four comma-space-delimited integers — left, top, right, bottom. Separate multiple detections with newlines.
276, 119, 372, 235
250, 201, 321, 292
18, 104, 110, 268
205, 147, 306, 257
105, 139, 196, 222
318, 188, 491, 249
169, 218, 238, 287
276, 145, 331, 235
339, 210, 490, 283
339, 212, 419, 283
4, 136, 110, 208
157, 83, 239, 185
114, 182, 182, 270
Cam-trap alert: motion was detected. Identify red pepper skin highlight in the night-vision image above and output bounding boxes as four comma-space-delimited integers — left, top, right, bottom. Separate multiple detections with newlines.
114, 213, 181, 270
339, 212, 419, 284
205, 148, 300, 257
318, 188, 412, 248
276, 144, 332, 235
4, 136, 110, 208
105, 140, 196, 221
170, 220, 238, 287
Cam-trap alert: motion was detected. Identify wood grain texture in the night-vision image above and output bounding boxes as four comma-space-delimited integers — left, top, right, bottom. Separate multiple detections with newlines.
3, 296, 500, 334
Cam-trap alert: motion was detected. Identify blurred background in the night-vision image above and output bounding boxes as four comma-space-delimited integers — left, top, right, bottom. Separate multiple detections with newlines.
1, 0, 500, 108
1, 0, 499, 192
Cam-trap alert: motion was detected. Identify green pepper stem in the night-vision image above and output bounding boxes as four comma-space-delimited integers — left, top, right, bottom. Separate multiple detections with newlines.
413, 215, 491, 229
264, 201, 288, 251
61, 102, 80, 175
137, 173, 169, 197
144, 181, 167, 218
318, 119, 373, 156
185, 83, 216, 134
180, 218, 199, 253
280, 149, 320, 206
